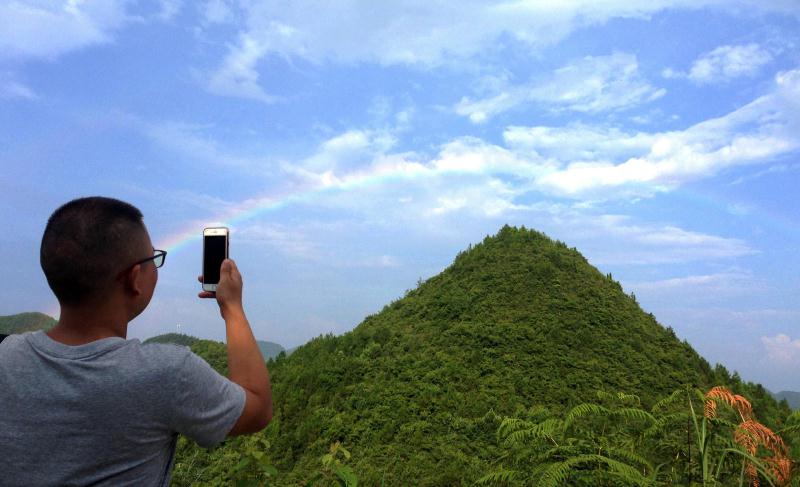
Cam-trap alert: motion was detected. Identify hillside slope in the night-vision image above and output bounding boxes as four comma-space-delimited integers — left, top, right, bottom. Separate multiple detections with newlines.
189, 226, 788, 485
774, 391, 800, 410
0, 312, 56, 335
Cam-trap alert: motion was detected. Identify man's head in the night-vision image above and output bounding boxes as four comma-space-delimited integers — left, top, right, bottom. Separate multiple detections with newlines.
41, 197, 157, 315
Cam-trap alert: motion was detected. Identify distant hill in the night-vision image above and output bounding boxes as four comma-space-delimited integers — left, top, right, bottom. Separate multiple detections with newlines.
143, 333, 286, 360
0, 312, 56, 335
143, 333, 199, 347
773, 390, 800, 409
256, 340, 285, 359
242, 225, 789, 485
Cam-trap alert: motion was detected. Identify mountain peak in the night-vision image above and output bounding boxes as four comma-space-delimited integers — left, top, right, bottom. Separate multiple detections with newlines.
202, 225, 786, 484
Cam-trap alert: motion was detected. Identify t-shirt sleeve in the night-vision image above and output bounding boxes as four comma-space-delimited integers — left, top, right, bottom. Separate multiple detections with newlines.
167, 348, 246, 449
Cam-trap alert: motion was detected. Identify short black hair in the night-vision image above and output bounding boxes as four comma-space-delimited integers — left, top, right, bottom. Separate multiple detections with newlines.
40, 196, 148, 306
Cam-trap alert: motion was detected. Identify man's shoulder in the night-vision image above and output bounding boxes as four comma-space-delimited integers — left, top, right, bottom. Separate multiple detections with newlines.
137, 341, 195, 367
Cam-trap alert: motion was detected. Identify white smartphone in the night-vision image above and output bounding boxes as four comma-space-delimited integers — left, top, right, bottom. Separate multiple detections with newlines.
202, 227, 229, 292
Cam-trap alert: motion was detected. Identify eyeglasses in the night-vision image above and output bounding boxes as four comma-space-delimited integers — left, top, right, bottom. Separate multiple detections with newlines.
130, 249, 167, 269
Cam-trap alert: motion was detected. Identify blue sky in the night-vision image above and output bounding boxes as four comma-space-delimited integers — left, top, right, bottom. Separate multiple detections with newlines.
2, 1, 799, 391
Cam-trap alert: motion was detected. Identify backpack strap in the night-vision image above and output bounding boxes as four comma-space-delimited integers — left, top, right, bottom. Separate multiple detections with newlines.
0, 334, 8, 344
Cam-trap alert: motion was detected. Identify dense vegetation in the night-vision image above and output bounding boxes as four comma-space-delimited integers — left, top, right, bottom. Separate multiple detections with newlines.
0, 312, 56, 334
171, 226, 793, 485
480, 387, 797, 486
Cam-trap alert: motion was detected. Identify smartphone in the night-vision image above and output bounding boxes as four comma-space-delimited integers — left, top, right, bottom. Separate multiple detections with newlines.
202, 227, 229, 292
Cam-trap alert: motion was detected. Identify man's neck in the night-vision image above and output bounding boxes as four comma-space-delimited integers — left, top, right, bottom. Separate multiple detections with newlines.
46, 303, 129, 346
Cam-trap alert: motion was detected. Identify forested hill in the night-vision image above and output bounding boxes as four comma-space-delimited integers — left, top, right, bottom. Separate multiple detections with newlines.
0, 312, 56, 334
144, 332, 287, 360
252, 225, 787, 485
774, 390, 800, 410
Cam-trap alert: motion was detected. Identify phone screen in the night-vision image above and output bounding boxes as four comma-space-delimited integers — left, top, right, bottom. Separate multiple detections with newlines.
203, 235, 227, 284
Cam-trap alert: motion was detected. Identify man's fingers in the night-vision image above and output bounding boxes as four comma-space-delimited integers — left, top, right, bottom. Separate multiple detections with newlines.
224, 259, 242, 281
220, 259, 234, 277
198, 291, 216, 298
197, 275, 203, 283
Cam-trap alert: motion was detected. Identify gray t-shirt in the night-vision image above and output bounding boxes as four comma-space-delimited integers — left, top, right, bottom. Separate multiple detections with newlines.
0, 330, 246, 486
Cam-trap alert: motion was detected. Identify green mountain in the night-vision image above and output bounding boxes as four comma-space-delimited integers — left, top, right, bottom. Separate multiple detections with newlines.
256, 340, 285, 360
143, 333, 200, 347
0, 312, 56, 334
773, 390, 800, 410
174, 226, 789, 485
143, 333, 286, 360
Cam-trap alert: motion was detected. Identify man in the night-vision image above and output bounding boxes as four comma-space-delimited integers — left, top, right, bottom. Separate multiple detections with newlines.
0, 196, 272, 486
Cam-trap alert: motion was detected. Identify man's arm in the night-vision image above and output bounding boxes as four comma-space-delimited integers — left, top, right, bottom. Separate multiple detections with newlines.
198, 259, 272, 435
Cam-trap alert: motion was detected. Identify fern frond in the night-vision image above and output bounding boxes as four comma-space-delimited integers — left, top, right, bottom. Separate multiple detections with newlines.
497, 417, 536, 439
651, 388, 686, 414
502, 419, 562, 447
475, 468, 519, 485
778, 423, 800, 435
607, 447, 654, 470
537, 454, 652, 487
643, 412, 689, 438
564, 403, 611, 430
612, 407, 656, 425
708, 416, 740, 430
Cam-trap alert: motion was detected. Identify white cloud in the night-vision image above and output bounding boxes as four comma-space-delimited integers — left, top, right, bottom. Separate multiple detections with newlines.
432, 136, 550, 178
0, 77, 37, 100
201, 0, 234, 24
730, 162, 800, 185
428, 178, 529, 218
504, 123, 656, 161
147, 121, 251, 165
301, 130, 397, 172
156, 0, 183, 21
205, 1, 795, 99
275, 130, 756, 261
225, 1, 795, 66
122, 115, 276, 173
528, 69, 800, 197
206, 32, 279, 102
173, 68, 798, 233
762, 334, 800, 366
552, 214, 756, 264
0, 1, 130, 60
235, 220, 400, 268
630, 271, 765, 293
663, 43, 773, 84
456, 53, 665, 122
688, 44, 773, 84
235, 222, 319, 259
641, 307, 800, 391
141, 67, 800, 219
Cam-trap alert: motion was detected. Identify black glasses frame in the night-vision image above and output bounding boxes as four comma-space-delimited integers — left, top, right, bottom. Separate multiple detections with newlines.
130, 249, 167, 269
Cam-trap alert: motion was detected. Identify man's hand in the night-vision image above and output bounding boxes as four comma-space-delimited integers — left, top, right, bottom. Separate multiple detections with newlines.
197, 259, 244, 318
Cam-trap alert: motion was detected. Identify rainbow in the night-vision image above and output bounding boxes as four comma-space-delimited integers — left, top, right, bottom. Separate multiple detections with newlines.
155, 158, 439, 254
42, 154, 797, 321
155, 154, 800, 260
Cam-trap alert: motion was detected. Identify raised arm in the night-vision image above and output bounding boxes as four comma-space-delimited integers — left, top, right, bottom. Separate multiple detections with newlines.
198, 259, 272, 435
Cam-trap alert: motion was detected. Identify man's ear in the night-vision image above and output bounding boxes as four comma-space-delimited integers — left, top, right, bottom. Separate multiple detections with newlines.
122, 264, 143, 297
